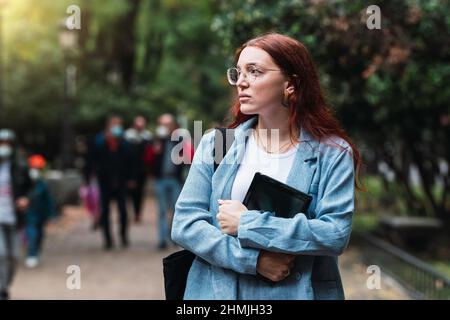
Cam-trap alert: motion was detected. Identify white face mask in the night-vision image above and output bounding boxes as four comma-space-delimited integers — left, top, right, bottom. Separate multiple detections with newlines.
29, 168, 41, 180
156, 125, 169, 138
0, 145, 12, 159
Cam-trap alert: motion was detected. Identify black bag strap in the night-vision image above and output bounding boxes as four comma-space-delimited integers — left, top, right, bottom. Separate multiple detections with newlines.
213, 127, 234, 172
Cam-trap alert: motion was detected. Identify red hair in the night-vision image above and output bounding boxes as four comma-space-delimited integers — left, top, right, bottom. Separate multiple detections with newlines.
228, 33, 363, 190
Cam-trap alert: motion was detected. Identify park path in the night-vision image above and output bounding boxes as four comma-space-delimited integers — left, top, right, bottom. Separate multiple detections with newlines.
10, 195, 411, 300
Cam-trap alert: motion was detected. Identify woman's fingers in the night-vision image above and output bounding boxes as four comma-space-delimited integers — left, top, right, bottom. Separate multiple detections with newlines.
218, 218, 227, 228
218, 199, 234, 205
219, 205, 232, 214
217, 212, 230, 222
219, 221, 227, 231
220, 225, 230, 234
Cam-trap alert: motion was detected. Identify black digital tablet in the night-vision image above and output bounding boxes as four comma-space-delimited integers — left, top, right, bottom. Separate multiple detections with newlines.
243, 172, 312, 218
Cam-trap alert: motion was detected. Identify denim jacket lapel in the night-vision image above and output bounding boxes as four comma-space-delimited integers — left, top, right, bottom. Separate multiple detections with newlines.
285, 128, 319, 194
210, 117, 258, 212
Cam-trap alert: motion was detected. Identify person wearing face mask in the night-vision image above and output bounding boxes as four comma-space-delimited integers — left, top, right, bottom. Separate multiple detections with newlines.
0, 129, 32, 300
124, 116, 153, 224
152, 113, 193, 250
86, 116, 134, 250
23, 155, 56, 269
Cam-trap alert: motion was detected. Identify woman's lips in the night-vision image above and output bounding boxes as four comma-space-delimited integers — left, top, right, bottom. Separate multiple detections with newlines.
239, 94, 251, 102
239, 97, 251, 103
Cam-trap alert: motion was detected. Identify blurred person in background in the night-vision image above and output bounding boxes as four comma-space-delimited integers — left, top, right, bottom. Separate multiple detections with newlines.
124, 116, 153, 224
152, 113, 192, 250
87, 116, 134, 250
24, 155, 56, 269
0, 129, 31, 300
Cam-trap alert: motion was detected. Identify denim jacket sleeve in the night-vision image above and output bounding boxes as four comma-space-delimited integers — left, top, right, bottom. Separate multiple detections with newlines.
237, 144, 355, 256
171, 132, 260, 275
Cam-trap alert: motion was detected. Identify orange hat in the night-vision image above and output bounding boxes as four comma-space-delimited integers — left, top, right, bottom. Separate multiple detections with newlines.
28, 154, 46, 169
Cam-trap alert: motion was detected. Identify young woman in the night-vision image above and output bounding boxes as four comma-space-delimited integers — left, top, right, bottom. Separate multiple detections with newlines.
172, 33, 361, 300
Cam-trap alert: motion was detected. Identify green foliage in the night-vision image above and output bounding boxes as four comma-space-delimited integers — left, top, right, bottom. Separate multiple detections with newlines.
2, 0, 231, 154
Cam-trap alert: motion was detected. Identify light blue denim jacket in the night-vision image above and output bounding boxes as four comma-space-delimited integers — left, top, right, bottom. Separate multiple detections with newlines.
171, 116, 355, 300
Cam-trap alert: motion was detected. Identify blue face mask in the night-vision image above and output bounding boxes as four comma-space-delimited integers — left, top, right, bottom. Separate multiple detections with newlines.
110, 125, 123, 138
0, 145, 12, 159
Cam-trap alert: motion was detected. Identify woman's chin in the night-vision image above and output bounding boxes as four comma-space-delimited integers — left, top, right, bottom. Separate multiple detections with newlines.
240, 103, 259, 115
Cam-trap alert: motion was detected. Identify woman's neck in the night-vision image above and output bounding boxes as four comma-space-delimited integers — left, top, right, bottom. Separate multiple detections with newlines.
254, 115, 298, 141
252, 114, 300, 154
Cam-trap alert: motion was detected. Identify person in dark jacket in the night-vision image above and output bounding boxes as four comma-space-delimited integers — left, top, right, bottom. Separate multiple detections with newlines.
124, 116, 153, 224
87, 116, 134, 250
0, 129, 31, 300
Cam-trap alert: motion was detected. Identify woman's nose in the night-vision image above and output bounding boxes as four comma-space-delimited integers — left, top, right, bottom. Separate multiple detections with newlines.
236, 73, 249, 88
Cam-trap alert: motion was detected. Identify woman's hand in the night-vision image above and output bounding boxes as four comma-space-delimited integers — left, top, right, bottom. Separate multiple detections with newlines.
216, 199, 247, 236
256, 250, 295, 282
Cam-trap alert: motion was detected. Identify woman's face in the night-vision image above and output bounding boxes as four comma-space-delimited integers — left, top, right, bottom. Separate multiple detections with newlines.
235, 46, 289, 116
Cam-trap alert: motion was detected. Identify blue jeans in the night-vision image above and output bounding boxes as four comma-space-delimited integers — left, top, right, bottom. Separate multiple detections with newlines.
26, 223, 44, 258
154, 178, 181, 246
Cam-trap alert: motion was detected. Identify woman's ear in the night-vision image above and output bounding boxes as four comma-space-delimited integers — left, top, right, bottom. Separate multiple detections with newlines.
284, 77, 296, 94
284, 81, 295, 96
282, 81, 296, 108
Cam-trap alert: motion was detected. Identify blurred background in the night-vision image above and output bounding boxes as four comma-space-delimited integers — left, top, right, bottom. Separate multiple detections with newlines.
0, 0, 448, 299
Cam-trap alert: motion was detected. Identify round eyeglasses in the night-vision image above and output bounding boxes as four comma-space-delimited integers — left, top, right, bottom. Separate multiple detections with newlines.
226, 66, 282, 86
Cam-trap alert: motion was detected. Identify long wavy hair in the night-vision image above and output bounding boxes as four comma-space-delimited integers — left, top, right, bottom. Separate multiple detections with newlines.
228, 33, 362, 190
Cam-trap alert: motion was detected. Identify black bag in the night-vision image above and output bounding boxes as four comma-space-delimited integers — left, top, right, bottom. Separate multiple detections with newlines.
162, 127, 234, 300
162, 249, 195, 300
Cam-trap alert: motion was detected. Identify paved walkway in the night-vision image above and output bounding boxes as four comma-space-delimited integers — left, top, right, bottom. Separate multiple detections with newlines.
10, 197, 411, 300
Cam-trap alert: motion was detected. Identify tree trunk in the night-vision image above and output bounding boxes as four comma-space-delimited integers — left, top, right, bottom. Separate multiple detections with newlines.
113, 0, 141, 92
382, 146, 426, 215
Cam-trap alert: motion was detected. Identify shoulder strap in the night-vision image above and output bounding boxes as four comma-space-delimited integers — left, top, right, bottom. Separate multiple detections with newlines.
213, 127, 235, 172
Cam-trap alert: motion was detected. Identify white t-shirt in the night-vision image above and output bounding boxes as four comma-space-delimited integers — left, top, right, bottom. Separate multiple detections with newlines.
231, 133, 299, 203
0, 161, 16, 225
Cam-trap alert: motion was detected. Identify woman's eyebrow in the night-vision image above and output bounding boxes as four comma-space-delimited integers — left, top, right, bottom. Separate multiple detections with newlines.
236, 62, 259, 69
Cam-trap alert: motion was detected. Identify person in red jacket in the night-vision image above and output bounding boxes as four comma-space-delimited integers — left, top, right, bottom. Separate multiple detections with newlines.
85, 116, 135, 250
